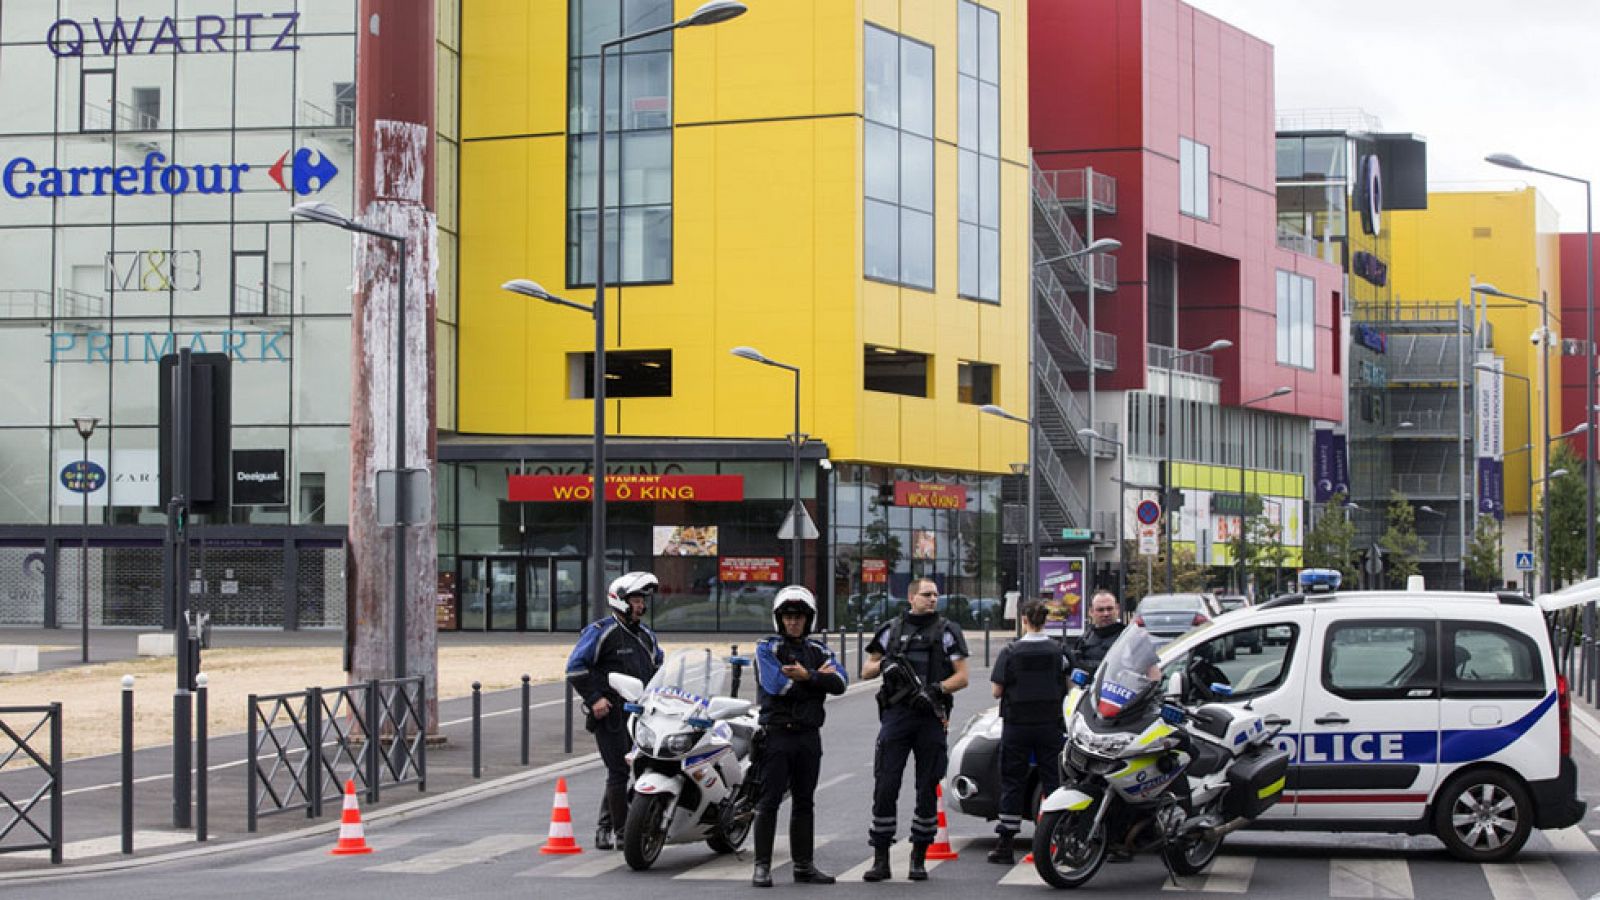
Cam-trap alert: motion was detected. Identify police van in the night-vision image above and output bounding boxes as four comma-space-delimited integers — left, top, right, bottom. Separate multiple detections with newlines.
1151, 574, 1585, 861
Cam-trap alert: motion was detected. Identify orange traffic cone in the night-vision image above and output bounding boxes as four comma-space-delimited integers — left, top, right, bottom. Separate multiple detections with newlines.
925, 784, 959, 860
329, 779, 374, 855
539, 777, 584, 855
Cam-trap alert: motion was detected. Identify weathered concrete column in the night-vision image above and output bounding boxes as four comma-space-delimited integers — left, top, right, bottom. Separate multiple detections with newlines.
350, 0, 438, 723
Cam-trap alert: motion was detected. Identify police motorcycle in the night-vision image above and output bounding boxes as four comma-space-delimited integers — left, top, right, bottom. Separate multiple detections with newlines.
1032, 625, 1289, 889
608, 648, 762, 871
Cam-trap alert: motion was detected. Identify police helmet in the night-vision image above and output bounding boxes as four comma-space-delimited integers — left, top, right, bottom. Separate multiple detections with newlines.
608, 571, 659, 614
771, 585, 817, 634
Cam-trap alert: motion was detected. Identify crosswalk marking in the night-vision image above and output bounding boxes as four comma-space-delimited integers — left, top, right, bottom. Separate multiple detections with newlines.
835, 838, 968, 882
364, 834, 541, 875
1540, 826, 1595, 853
235, 831, 429, 872
1480, 860, 1578, 900
1162, 855, 1255, 893
1329, 858, 1413, 899
536, 850, 634, 878
998, 858, 1043, 886
816, 772, 857, 792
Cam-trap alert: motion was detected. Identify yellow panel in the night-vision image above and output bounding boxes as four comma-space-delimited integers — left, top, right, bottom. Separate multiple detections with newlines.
461, 0, 567, 140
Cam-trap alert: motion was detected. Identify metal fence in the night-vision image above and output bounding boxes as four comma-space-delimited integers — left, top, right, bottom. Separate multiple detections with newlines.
247, 677, 426, 831
0, 704, 62, 864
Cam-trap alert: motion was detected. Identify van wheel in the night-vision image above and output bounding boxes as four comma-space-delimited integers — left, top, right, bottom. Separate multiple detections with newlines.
1433, 770, 1532, 862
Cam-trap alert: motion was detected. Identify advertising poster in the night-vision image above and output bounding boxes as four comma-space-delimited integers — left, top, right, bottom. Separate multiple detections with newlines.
652, 525, 719, 556
912, 530, 936, 560
861, 559, 888, 583
436, 571, 458, 630
1037, 556, 1086, 637
718, 556, 783, 582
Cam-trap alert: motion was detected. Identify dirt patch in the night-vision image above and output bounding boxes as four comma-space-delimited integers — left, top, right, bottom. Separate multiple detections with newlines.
0, 641, 708, 761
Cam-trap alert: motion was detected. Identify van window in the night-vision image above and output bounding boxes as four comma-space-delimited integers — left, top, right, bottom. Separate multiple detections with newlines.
1323, 621, 1437, 700
1163, 624, 1298, 702
1443, 622, 1544, 699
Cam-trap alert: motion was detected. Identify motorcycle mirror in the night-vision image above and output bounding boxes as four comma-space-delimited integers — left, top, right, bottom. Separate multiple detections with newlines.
609, 672, 645, 701
1070, 669, 1090, 687
706, 696, 753, 720
1209, 682, 1233, 698
1165, 670, 1185, 700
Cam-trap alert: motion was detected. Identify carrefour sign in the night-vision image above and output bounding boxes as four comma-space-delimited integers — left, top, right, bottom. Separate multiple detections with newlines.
3, 149, 337, 199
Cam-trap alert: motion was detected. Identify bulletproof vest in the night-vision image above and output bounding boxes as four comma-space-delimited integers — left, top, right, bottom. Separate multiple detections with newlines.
1001, 639, 1065, 724
884, 614, 952, 696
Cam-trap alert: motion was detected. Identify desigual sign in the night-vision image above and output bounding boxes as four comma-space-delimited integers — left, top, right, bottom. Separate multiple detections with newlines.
46, 13, 302, 57
3, 148, 337, 199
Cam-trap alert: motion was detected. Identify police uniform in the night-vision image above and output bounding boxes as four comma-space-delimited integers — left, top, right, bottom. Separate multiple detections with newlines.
1068, 620, 1125, 676
753, 629, 848, 885
988, 632, 1067, 855
866, 612, 968, 856
565, 612, 663, 844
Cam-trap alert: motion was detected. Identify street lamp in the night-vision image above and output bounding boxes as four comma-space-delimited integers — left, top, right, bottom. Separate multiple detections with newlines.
1162, 338, 1233, 590
1078, 427, 1127, 599
71, 415, 99, 663
291, 200, 410, 679
1234, 387, 1291, 595
730, 346, 807, 586
505, 2, 745, 624
1487, 152, 1594, 582
983, 404, 1033, 610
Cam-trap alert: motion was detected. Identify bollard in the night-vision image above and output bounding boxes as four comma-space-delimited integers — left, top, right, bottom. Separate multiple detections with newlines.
984, 613, 992, 667
196, 672, 208, 842
365, 679, 381, 805
521, 675, 531, 767
247, 692, 258, 832
856, 622, 865, 679
121, 675, 134, 854
471, 681, 482, 779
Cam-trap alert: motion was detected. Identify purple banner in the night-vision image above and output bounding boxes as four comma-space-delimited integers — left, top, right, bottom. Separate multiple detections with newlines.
1037, 556, 1086, 637
1477, 458, 1504, 520
1314, 432, 1351, 503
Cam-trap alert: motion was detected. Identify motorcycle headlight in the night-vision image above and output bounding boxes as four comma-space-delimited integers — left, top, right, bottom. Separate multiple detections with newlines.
633, 720, 657, 749
1069, 714, 1133, 757
662, 732, 698, 756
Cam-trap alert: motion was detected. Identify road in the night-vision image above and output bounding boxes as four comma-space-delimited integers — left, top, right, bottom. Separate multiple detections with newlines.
11, 659, 1600, 899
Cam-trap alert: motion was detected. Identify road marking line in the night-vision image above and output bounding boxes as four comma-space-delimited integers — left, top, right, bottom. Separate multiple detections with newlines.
363, 833, 541, 874
235, 831, 429, 872
998, 858, 1042, 886
675, 844, 782, 880
1480, 860, 1577, 900
536, 851, 634, 878
835, 838, 967, 883
1542, 826, 1595, 853
7, 830, 191, 861
1162, 855, 1254, 893
816, 772, 856, 792
1329, 858, 1413, 899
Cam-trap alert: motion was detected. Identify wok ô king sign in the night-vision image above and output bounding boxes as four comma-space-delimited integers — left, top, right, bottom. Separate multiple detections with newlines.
893, 481, 968, 510
509, 474, 744, 503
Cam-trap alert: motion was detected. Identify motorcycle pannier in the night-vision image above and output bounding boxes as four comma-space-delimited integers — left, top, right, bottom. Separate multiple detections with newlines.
1222, 745, 1289, 820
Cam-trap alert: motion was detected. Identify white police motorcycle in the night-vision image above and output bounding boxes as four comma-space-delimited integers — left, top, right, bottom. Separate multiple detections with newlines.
1033, 626, 1289, 889
609, 648, 761, 871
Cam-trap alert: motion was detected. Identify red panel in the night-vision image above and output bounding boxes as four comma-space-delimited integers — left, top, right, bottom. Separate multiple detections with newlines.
1559, 232, 1599, 456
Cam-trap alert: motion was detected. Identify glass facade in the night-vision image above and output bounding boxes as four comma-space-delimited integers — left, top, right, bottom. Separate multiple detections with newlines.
957, 0, 999, 302
863, 23, 934, 290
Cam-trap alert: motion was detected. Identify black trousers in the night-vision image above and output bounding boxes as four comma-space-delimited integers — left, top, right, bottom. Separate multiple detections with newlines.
869, 705, 947, 848
592, 713, 632, 833
996, 720, 1063, 835
754, 727, 823, 865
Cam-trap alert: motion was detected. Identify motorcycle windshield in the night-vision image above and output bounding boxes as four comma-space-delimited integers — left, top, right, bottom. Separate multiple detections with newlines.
1091, 624, 1162, 720
644, 648, 730, 709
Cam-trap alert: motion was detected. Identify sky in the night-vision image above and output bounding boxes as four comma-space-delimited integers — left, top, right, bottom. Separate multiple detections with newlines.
1184, 0, 1600, 230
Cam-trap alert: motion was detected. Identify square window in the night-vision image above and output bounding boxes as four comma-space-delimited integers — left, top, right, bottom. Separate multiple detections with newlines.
864, 345, 928, 398
568, 349, 672, 399
957, 361, 995, 405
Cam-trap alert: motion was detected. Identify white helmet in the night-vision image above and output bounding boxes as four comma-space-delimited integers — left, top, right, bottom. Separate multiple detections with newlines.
771, 585, 817, 633
608, 571, 659, 614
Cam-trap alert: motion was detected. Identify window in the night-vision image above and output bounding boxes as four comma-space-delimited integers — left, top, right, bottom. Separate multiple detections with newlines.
958, 1, 1000, 302
81, 69, 113, 132
864, 24, 934, 290
1163, 623, 1298, 702
131, 87, 161, 130
566, 0, 674, 286
1276, 270, 1315, 369
333, 82, 356, 126
864, 345, 929, 397
1443, 623, 1544, 698
233, 251, 267, 316
567, 349, 672, 398
1324, 621, 1437, 699
1180, 137, 1210, 219
957, 361, 995, 405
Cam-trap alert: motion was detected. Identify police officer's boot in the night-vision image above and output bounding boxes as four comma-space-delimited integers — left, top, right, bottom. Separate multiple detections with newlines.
790, 811, 835, 884
595, 799, 615, 850
751, 810, 776, 888
605, 785, 629, 851
987, 831, 1015, 865
862, 846, 892, 882
908, 844, 929, 881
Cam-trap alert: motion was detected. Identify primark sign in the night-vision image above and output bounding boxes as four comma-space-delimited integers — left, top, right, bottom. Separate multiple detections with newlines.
45, 12, 302, 57
48, 330, 289, 365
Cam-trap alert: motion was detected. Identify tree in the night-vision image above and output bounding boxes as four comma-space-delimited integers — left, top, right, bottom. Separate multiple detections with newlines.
1463, 514, 1504, 591
1245, 516, 1290, 596
1544, 441, 1587, 588
1304, 492, 1359, 586
1121, 540, 1211, 602
1379, 490, 1426, 587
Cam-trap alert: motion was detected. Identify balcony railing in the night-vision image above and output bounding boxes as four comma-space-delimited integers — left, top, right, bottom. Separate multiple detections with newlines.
1146, 343, 1217, 379
1031, 159, 1092, 288
1046, 168, 1118, 215
1033, 247, 1091, 366
82, 100, 159, 132
1034, 334, 1088, 442
58, 289, 104, 318
1093, 330, 1117, 370
0, 290, 53, 319
1275, 226, 1319, 258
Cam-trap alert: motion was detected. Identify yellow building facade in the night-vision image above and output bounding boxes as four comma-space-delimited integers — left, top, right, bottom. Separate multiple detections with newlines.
445, 1, 1032, 631
1387, 188, 1565, 521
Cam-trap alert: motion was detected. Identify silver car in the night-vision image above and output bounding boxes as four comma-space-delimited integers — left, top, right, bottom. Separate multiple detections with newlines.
1134, 593, 1229, 656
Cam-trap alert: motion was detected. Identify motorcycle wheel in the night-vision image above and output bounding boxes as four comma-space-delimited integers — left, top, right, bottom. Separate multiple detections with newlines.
1032, 808, 1107, 889
1162, 815, 1223, 876
623, 793, 671, 871
707, 793, 755, 853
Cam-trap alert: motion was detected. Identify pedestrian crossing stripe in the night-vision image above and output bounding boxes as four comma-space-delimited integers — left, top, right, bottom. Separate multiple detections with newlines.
1328, 858, 1413, 899
364, 834, 542, 874
1162, 854, 1254, 893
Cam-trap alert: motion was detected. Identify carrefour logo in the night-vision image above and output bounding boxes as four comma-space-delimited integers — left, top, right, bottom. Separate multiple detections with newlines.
3, 149, 337, 199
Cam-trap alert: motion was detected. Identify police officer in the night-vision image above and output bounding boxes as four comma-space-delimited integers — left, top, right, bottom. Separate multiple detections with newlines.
861, 577, 969, 882
751, 586, 848, 888
985, 601, 1067, 864
1066, 590, 1125, 677
565, 571, 664, 849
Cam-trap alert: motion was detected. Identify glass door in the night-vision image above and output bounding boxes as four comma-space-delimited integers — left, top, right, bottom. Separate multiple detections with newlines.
553, 558, 586, 630
488, 558, 520, 631
525, 558, 553, 631
459, 558, 488, 631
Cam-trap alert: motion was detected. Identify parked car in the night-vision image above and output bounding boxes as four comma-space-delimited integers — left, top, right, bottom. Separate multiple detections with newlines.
1215, 594, 1261, 653
1134, 592, 1230, 657
947, 582, 1585, 862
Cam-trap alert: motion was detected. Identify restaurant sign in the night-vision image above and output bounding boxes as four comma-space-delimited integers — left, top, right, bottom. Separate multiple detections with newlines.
892, 481, 968, 510
509, 474, 744, 503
